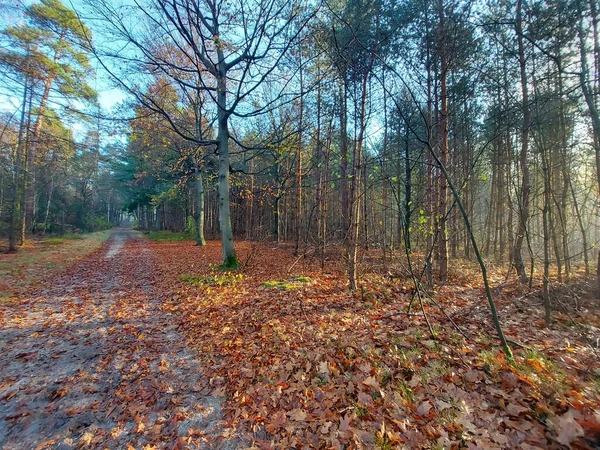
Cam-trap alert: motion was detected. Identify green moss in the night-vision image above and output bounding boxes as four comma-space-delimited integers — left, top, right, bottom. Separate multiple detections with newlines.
353, 404, 369, 418
263, 275, 312, 290
218, 254, 240, 270
290, 275, 312, 283
63, 234, 84, 240
146, 231, 193, 241
517, 349, 569, 398
396, 380, 414, 404
375, 435, 393, 450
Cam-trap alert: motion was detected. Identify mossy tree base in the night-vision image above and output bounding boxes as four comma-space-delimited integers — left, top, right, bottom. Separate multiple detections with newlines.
218, 254, 239, 271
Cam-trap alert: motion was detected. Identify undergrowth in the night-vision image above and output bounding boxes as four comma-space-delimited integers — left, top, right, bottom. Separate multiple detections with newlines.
263, 275, 312, 290
146, 231, 193, 241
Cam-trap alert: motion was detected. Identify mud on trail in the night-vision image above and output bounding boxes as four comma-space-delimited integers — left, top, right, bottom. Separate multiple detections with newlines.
0, 228, 245, 449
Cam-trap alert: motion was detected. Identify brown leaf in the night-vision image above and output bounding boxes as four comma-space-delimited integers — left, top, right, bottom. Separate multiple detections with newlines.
416, 401, 432, 416
553, 409, 584, 446
287, 408, 307, 421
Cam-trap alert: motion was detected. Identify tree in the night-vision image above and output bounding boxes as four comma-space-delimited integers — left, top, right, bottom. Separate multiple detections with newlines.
87, 0, 316, 267
0, 0, 96, 245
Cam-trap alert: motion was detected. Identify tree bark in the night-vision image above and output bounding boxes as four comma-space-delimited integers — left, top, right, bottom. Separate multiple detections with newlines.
513, 0, 531, 284
294, 52, 304, 256
437, 0, 449, 282
578, 7, 600, 292
8, 76, 29, 252
339, 81, 349, 239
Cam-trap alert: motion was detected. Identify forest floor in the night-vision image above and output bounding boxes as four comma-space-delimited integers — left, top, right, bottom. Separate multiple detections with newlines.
0, 227, 599, 449
0, 230, 112, 302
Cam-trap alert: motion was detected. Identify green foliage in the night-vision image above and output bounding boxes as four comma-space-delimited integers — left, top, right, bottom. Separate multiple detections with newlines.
2, 0, 97, 101
396, 380, 414, 404
478, 350, 503, 376
45, 237, 64, 245
63, 234, 84, 240
375, 435, 393, 450
219, 255, 240, 271
263, 275, 313, 290
353, 403, 370, 418
93, 217, 112, 231
146, 231, 193, 241
184, 216, 196, 236
517, 349, 569, 398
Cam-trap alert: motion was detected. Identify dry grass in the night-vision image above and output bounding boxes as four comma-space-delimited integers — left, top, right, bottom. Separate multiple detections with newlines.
0, 231, 112, 301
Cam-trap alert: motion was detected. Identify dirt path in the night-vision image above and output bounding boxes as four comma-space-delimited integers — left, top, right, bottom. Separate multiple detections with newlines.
0, 228, 244, 449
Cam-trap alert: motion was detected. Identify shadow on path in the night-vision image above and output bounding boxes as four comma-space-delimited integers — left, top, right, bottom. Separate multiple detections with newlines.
0, 228, 246, 449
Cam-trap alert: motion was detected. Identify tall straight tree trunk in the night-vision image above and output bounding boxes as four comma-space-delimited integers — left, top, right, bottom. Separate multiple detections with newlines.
19, 79, 35, 245
274, 194, 281, 243
404, 122, 412, 253
192, 158, 206, 246
321, 115, 333, 268
315, 76, 323, 255
339, 81, 349, 239
578, 7, 600, 292
381, 76, 388, 263
513, 0, 532, 284
246, 158, 254, 240
192, 98, 206, 246
216, 65, 236, 266
425, 27, 434, 284
437, 0, 449, 282
155, 204, 163, 231
347, 73, 369, 290
541, 146, 552, 324
294, 53, 304, 256
43, 175, 54, 232
362, 154, 369, 250
570, 179, 589, 275
502, 48, 515, 265
24, 28, 66, 235
8, 76, 30, 252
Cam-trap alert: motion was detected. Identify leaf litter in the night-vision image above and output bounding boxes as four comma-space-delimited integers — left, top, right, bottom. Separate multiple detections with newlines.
155, 241, 600, 449
0, 232, 599, 449
0, 229, 246, 449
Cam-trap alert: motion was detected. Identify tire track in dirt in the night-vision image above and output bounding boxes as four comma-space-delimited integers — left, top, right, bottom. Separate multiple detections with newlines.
0, 228, 246, 449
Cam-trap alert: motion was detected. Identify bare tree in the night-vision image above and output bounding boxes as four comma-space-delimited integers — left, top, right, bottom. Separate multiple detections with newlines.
86, 0, 316, 267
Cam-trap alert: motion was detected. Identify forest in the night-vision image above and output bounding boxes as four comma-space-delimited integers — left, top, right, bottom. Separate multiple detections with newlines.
0, 0, 599, 448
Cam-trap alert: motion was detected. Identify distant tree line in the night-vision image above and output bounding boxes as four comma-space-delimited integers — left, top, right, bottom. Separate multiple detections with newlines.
1, 0, 599, 311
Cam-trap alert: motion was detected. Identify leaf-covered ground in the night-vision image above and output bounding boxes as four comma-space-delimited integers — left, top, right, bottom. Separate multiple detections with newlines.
153, 240, 600, 449
1, 230, 599, 449
0, 229, 244, 449
0, 231, 112, 301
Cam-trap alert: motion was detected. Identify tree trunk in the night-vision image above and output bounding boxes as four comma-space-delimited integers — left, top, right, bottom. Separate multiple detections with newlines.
215, 62, 236, 266
8, 77, 29, 252
347, 73, 369, 291
339, 81, 349, 239
404, 121, 412, 253
155, 204, 163, 231
294, 54, 304, 255
570, 179, 589, 275
513, 0, 531, 284
43, 175, 54, 232
541, 147, 552, 324
195, 168, 206, 246
437, 0, 449, 282
578, 8, 600, 292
